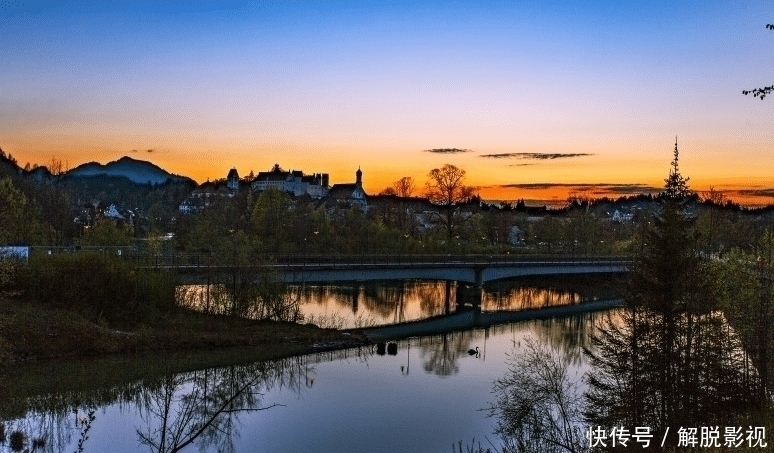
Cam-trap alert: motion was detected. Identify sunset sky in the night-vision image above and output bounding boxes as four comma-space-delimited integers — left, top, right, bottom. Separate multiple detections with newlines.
2, 1, 773, 205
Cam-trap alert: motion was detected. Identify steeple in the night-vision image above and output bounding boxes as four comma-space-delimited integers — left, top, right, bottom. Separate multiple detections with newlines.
356, 166, 362, 186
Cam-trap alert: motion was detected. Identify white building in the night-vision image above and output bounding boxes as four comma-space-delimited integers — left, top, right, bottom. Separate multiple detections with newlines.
251, 164, 329, 198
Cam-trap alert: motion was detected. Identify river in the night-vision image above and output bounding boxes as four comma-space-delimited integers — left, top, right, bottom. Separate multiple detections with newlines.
0, 275, 619, 453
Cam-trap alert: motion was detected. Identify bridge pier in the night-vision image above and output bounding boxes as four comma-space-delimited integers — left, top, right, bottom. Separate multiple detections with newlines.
455, 283, 482, 310
474, 266, 483, 289
444, 280, 452, 314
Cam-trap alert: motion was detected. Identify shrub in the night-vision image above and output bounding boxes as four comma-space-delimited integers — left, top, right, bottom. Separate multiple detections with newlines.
9, 430, 25, 451
0, 258, 25, 292
20, 252, 176, 327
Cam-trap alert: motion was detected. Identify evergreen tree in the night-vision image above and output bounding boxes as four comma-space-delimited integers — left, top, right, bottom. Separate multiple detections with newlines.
585, 140, 755, 440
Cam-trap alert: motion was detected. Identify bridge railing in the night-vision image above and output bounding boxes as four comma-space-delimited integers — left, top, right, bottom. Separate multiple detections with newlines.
140, 252, 631, 269
28, 247, 631, 269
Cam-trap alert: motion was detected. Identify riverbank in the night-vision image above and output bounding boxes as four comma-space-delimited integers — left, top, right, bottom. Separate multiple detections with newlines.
0, 295, 367, 366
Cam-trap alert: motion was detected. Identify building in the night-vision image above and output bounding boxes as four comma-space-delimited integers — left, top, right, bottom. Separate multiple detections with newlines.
251, 164, 329, 198
226, 168, 240, 192
323, 167, 368, 210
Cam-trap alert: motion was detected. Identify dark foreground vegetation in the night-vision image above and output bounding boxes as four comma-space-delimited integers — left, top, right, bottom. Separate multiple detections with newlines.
476, 146, 774, 453
0, 252, 364, 366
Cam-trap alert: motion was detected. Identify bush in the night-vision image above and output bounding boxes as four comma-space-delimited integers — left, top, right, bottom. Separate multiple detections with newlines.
0, 258, 24, 291
9, 430, 25, 451
20, 252, 176, 327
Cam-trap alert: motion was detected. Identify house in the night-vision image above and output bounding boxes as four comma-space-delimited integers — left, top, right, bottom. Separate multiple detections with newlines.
508, 226, 525, 246
610, 209, 634, 222
179, 168, 246, 213
104, 204, 124, 220
178, 181, 232, 213
322, 168, 367, 210
0, 246, 29, 260
251, 164, 329, 198
74, 201, 134, 229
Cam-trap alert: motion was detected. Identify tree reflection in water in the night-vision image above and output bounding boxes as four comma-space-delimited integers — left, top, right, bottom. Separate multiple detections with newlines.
530, 311, 610, 366
420, 334, 461, 377
414, 330, 486, 376
136, 358, 310, 453
489, 337, 588, 453
0, 357, 312, 453
488, 310, 763, 452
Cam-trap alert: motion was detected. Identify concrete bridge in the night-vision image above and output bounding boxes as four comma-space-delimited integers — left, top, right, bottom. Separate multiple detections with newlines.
161, 253, 629, 284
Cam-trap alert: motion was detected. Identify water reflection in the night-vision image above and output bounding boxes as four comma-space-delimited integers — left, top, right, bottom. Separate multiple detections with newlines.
0, 356, 335, 453
490, 337, 588, 453
136, 362, 290, 453
531, 311, 608, 365
178, 275, 617, 330
1, 279, 619, 452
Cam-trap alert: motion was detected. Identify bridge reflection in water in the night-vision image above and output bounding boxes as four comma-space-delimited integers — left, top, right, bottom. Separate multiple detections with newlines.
177, 271, 622, 332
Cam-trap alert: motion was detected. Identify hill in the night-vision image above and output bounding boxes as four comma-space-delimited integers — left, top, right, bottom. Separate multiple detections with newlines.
67, 156, 193, 185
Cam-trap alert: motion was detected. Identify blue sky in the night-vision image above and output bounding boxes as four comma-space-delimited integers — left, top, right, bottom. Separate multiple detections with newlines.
1, 1, 773, 203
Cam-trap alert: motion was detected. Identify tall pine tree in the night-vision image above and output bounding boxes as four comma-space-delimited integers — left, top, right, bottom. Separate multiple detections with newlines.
585, 140, 753, 439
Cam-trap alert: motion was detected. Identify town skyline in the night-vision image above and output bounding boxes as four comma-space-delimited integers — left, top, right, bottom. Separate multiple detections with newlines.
2, 1, 773, 205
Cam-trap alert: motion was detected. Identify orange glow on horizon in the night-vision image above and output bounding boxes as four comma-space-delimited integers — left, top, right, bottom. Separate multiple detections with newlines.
5, 141, 773, 208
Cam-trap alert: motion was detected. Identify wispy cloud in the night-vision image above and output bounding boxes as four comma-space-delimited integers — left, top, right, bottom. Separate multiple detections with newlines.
732, 188, 774, 198
508, 163, 536, 167
480, 152, 593, 160
498, 183, 661, 195
423, 148, 472, 154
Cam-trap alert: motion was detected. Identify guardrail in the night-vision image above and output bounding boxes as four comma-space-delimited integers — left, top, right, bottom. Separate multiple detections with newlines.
27, 246, 630, 269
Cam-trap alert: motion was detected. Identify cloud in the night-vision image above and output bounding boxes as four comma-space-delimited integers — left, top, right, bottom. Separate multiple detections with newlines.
732, 188, 774, 198
498, 183, 661, 194
480, 152, 593, 160
423, 148, 472, 154
508, 163, 536, 167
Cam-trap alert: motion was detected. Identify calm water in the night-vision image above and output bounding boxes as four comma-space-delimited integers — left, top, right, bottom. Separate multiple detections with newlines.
179, 274, 617, 329
0, 277, 616, 453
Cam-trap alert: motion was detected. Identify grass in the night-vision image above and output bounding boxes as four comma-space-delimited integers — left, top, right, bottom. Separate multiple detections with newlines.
0, 295, 366, 366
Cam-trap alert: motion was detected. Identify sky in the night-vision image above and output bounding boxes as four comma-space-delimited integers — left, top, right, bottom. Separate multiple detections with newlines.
1, 0, 773, 205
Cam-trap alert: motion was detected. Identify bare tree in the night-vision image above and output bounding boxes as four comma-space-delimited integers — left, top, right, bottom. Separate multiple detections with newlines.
742, 24, 774, 100
392, 176, 415, 197
490, 337, 588, 453
49, 157, 69, 176
425, 164, 476, 242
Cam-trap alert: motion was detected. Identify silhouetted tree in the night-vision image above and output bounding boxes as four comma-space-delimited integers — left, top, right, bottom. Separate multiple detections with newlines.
585, 141, 756, 441
392, 176, 415, 197
249, 188, 292, 253
0, 177, 43, 244
425, 164, 476, 242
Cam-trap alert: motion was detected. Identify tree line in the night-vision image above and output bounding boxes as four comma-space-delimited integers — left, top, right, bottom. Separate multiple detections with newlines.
487, 144, 774, 452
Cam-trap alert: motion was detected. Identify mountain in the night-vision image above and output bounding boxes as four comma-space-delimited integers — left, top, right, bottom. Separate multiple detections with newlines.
66, 156, 192, 185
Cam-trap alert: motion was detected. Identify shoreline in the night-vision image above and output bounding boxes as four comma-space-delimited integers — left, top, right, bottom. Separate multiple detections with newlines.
0, 295, 368, 368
